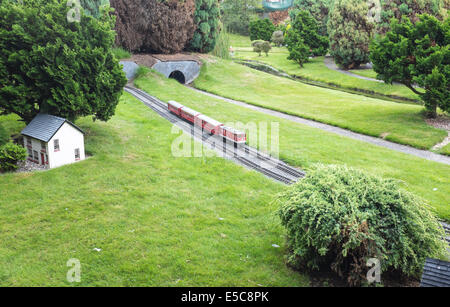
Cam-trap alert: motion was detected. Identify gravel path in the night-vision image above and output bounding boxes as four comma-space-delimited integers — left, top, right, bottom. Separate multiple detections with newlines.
188, 86, 450, 165
323, 57, 384, 82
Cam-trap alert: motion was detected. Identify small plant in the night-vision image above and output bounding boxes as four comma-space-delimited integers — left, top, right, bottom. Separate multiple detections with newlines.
249, 18, 276, 41
252, 40, 272, 56
271, 30, 285, 47
112, 47, 131, 60
0, 142, 27, 172
276, 164, 447, 286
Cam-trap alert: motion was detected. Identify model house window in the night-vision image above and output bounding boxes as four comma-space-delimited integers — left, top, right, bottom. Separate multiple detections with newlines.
33, 150, 39, 161
27, 148, 33, 158
41, 141, 46, 151
75, 148, 80, 160
27, 137, 32, 146
54, 139, 60, 151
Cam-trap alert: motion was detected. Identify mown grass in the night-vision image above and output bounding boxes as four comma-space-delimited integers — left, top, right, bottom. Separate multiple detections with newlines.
193, 58, 446, 150
230, 34, 419, 102
349, 69, 378, 79
439, 143, 450, 156
0, 93, 308, 286
135, 70, 450, 221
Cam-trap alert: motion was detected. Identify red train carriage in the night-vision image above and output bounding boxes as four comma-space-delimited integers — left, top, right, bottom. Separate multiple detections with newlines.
179, 106, 201, 124
168, 101, 184, 116
167, 101, 247, 145
220, 126, 247, 145
197, 114, 223, 135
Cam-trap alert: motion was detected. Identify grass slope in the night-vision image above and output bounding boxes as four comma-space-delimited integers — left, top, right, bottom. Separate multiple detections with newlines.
0, 93, 307, 286
231, 34, 418, 102
193, 59, 446, 150
135, 70, 450, 220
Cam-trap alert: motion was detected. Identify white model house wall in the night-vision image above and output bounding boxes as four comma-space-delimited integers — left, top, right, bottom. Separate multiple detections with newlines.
24, 136, 49, 165
47, 122, 85, 169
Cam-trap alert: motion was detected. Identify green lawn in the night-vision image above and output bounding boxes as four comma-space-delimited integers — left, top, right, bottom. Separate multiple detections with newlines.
349, 69, 378, 80
230, 34, 419, 102
439, 143, 450, 156
0, 93, 308, 286
136, 70, 450, 221
193, 58, 446, 150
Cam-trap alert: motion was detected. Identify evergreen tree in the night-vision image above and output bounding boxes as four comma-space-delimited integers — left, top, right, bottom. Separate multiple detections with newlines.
291, 0, 331, 36
188, 0, 220, 53
327, 0, 375, 69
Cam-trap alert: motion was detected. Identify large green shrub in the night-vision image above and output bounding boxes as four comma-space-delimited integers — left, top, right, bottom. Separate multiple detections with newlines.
0, 0, 127, 123
285, 31, 310, 67
249, 18, 276, 42
252, 40, 272, 56
288, 10, 329, 56
0, 142, 27, 172
188, 0, 220, 53
276, 164, 447, 286
370, 15, 449, 117
291, 0, 332, 36
327, 0, 375, 69
378, 0, 447, 33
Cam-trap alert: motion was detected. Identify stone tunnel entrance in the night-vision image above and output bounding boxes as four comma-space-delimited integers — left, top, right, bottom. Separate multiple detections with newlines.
169, 70, 186, 84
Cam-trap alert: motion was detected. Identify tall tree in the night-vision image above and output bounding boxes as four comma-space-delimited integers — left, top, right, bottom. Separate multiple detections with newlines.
0, 0, 127, 123
327, 0, 375, 69
188, 0, 221, 53
370, 15, 449, 117
221, 0, 260, 36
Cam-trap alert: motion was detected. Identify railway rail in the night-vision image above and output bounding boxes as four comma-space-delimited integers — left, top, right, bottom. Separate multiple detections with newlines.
124, 86, 304, 184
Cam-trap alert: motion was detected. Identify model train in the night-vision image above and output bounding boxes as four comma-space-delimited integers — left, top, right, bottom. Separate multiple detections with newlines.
168, 101, 247, 145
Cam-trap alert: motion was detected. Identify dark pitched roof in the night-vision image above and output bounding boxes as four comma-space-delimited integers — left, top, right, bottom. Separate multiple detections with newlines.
21, 114, 84, 143
420, 258, 450, 287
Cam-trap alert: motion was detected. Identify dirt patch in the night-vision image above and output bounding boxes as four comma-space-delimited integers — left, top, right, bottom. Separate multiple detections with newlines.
124, 54, 158, 68
426, 115, 450, 131
151, 53, 202, 65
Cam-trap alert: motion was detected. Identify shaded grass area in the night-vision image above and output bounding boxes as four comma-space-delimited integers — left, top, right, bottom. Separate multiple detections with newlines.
193, 59, 446, 150
135, 71, 450, 221
0, 113, 25, 137
230, 34, 418, 102
349, 69, 378, 79
0, 93, 308, 286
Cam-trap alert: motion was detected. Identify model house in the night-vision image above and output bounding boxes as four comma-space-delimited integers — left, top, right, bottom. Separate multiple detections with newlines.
21, 114, 85, 169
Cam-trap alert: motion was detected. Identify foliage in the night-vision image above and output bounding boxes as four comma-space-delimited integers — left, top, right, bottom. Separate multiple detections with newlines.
271, 30, 285, 47
285, 32, 310, 67
328, 0, 375, 69
111, 0, 196, 53
0, 142, 27, 172
291, 0, 332, 36
378, 0, 447, 33
212, 24, 232, 59
276, 164, 447, 286
0, 123, 8, 146
370, 15, 450, 117
288, 10, 329, 56
252, 40, 272, 56
0, 0, 127, 124
80, 0, 110, 18
221, 0, 260, 36
249, 18, 276, 42
188, 0, 221, 53
112, 47, 131, 60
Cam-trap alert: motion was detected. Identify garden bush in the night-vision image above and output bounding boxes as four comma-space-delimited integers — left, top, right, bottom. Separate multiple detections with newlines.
249, 18, 276, 42
328, 0, 375, 69
252, 40, 272, 56
0, 142, 27, 172
271, 30, 285, 47
276, 164, 447, 286
291, 0, 332, 36
285, 31, 310, 67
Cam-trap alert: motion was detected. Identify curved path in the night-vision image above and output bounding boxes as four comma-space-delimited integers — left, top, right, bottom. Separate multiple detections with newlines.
323, 57, 383, 82
187, 86, 450, 165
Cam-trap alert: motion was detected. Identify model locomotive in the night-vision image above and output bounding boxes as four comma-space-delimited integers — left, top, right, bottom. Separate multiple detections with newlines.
168, 101, 247, 145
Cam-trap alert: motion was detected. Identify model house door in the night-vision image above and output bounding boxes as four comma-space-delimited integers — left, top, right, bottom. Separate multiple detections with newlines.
40, 153, 45, 165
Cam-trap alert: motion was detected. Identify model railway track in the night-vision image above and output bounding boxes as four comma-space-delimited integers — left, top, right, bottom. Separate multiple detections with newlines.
124, 86, 304, 184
